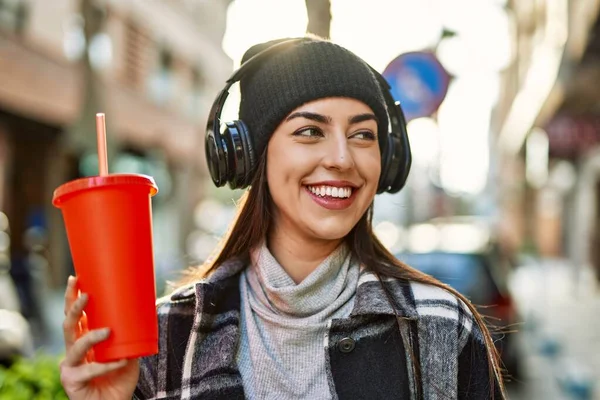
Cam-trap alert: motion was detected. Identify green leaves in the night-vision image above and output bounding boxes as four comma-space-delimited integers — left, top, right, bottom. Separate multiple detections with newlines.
0, 354, 67, 400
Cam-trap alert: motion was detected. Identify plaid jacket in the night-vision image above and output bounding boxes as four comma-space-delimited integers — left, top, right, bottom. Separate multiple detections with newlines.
134, 258, 503, 400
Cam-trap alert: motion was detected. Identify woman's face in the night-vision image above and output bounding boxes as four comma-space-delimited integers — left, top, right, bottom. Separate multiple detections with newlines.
266, 97, 381, 242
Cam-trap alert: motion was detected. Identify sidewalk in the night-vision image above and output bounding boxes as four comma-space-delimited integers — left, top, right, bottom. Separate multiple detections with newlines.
508, 259, 600, 400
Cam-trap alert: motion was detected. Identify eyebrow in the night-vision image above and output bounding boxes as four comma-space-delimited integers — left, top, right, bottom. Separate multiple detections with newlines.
285, 112, 378, 125
286, 112, 331, 124
349, 113, 378, 125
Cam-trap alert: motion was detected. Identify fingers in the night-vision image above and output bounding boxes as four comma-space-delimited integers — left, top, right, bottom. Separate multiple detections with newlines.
80, 312, 96, 363
61, 358, 128, 388
64, 275, 78, 316
80, 310, 89, 333
63, 292, 89, 349
64, 328, 111, 367
78, 310, 89, 340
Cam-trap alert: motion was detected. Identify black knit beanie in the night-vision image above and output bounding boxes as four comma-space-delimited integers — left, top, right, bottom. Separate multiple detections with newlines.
238, 37, 389, 158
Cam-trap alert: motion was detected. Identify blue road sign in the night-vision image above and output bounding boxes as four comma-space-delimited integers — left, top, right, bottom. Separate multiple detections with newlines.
382, 52, 450, 121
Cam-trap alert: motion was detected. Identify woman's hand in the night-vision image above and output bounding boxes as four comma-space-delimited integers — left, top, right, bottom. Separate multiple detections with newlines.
60, 276, 139, 400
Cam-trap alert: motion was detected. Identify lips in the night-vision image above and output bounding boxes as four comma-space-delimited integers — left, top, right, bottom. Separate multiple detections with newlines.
303, 182, 359, 210
306, 185, 353, 199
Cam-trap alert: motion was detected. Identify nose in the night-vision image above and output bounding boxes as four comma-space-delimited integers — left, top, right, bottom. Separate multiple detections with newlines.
322, 133, 355, 171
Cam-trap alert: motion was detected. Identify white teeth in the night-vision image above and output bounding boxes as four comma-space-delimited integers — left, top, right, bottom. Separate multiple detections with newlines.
307, 185, 353, 198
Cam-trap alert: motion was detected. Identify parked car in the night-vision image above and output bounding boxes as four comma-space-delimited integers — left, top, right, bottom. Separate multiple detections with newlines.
396, 218, 522, 379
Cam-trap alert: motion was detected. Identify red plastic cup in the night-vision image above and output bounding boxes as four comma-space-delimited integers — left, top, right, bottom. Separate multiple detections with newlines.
53, 174, 159, 362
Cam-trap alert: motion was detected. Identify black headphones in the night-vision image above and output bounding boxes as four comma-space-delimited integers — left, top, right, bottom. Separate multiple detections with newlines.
205, 38, 412, 194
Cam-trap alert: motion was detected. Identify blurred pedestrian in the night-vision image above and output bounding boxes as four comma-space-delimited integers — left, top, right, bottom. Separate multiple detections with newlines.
0, 242, 34, 365
60, 36, 506, 399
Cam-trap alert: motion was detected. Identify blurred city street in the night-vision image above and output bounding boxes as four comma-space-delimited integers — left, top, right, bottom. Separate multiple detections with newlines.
508, 261, 600, 400
2, 0, 600, 398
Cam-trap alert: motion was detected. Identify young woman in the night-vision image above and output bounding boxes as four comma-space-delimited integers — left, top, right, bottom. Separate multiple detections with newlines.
60, 36, 506, 399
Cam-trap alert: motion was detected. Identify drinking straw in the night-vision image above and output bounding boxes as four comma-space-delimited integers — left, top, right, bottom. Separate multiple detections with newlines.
96, 113, 109, 176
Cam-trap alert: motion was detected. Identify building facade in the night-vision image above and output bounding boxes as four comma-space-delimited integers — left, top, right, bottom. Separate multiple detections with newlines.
0, 0, 233, 290
494, 0, 600, 278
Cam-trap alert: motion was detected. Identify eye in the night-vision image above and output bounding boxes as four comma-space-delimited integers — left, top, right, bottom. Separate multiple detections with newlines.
351, 130, 377, 141
293, 127, 324, 138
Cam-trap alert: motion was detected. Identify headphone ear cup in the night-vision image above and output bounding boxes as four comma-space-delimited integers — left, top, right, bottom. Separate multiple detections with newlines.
390, 148, 410, 193
378, 132, 411, 194
389, 119, 412, 194
378, 101, 412, 194
224, 120, 256, 189
235, 120, 257, 188
205, 126, 230, 188
377, 134, 395, 194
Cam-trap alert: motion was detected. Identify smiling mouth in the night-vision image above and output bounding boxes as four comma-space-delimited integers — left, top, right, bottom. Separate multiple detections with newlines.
306, 185, 353, 199
303, 184, 359, 210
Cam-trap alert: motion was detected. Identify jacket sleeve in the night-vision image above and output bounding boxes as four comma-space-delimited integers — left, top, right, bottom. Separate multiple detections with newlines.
133, 353, 158, 399
457, 317, 505, 399
133, 298, 173, 399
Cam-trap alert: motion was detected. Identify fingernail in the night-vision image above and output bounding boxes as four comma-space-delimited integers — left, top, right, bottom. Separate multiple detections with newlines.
78, 293, 88, 303
99, 328, 110, 338
67, 276, 75, 285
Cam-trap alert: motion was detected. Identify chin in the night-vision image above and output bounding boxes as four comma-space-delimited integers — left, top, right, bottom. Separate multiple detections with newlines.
307, 221, 355, 241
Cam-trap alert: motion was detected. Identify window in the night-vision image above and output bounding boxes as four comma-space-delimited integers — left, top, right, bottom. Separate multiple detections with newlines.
123, 21, 150, 90
148, 48, 175, 105
187, 67, 204, 119
0, 0, 28, 34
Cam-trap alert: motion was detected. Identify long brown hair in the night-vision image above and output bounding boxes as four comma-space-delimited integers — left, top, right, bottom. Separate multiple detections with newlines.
180, 150, 507, 398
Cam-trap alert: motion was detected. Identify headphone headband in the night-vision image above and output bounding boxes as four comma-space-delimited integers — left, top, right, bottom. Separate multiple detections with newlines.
205, 38, 412, 193
206, 39, 309, 153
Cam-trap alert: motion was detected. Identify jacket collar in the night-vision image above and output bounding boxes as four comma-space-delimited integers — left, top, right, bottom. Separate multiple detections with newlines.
169, 258, 418, 319
169, 258, 246, 302
350, 269, 418, 319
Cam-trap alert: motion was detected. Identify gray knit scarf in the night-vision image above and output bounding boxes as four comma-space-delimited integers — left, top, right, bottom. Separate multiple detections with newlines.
236, 243, 360, 399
